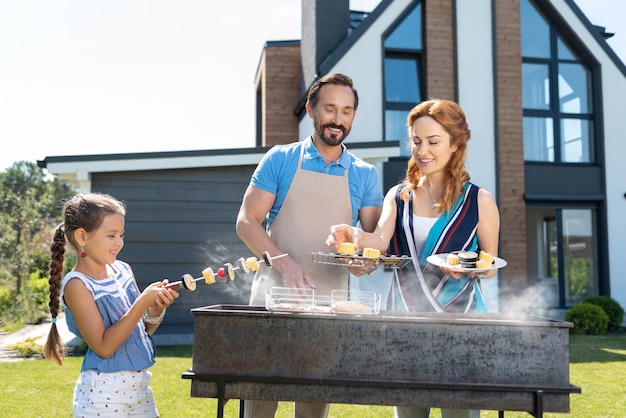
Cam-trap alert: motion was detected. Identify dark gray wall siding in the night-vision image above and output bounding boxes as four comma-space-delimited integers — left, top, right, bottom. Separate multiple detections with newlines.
90, 165, 257, 335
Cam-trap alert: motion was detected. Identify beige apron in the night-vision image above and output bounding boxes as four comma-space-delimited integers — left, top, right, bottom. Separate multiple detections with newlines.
249, 143, 352, 305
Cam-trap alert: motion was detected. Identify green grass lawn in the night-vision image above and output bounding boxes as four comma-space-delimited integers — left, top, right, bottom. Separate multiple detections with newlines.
1, 334, 624, 417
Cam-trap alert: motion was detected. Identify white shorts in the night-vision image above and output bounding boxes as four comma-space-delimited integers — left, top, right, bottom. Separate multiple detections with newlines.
72, 369, 158, 417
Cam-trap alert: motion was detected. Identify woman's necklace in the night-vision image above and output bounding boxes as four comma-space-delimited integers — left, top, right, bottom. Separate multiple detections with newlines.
425, 184, 441, 209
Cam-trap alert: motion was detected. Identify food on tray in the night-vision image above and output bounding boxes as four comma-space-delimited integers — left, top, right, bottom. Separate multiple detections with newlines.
426, 253, 507, 273
202, 267, 215, 284
446, 252, 460, 265
332, 300, 373, 314
362, 247, 381, 260
457, 251, 479, 268
181, 273, 197, 292
272, 303, 311, 311
475, 259, 492, 269
246, 256, 260, 272
337, 242, 357, 256
479, 250, 494, 264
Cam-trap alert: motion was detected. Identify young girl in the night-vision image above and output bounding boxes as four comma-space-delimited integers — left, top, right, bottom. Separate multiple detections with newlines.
44, 192, 179, 417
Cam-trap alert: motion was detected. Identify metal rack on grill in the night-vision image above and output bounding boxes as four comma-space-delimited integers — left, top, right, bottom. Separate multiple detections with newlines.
310, 251, 411, 270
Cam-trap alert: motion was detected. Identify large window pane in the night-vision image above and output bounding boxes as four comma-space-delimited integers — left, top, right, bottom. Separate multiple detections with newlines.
522, 63, 550, 110
385, 109, 410, 151
384, 3, 422, 49
561, 118, 593, 162
521, 0, 550, 58
557, 36, 576, 60
563, 209, 598, 305
385, 58, 421, 102
559, 63, 591, 113
523, 117, 554, 162
521, 0, 595, 164
526, 208, 600, 309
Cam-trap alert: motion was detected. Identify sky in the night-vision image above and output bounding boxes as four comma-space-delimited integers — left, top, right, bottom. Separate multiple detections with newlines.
1, 0, 624, 172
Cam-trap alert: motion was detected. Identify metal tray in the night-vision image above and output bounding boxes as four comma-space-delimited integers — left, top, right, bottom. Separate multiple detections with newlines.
265, 287, 380, 315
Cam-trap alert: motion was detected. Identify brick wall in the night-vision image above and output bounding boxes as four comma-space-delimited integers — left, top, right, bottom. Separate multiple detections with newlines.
256, 44, 301, 146
494, 0, 528, 292
424, 0, 456, 101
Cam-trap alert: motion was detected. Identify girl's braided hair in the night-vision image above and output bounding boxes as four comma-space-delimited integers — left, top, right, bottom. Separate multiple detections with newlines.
44, 193, 126, 365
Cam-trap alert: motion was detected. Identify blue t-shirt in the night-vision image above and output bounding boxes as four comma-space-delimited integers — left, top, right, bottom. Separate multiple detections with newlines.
250, 137, 383, 227
61, 260, 156, 373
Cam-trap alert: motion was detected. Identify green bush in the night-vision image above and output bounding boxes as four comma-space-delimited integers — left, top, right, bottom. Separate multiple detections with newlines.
566, 303, 609, 335
26, 273, 50, 313
0, 273, 52, 326
8, 337, 44, 358
583, 295, 625, 332
0, 288, 12, 314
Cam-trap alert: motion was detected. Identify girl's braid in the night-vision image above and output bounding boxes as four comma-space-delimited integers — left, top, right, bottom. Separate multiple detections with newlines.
43, 223, 67, 365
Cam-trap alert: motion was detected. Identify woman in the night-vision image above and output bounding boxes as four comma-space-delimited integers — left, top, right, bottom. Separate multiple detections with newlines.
328, 99, 500, 418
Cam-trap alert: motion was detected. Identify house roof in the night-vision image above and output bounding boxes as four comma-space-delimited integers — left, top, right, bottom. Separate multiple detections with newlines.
39, 141, 402, 188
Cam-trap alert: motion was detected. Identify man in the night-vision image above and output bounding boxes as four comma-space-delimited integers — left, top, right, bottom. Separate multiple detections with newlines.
235, 72, 383, 418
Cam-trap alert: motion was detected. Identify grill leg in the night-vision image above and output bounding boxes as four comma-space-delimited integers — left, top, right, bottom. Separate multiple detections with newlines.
498, 411, 505, 418
216, 382, 225, 418
240, 400, 245, 418
534, 389, 544, 417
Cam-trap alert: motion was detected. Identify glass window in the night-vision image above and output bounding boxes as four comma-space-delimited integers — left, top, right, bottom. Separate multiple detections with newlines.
521, 0, 594, 163
563, 209, 598, 305
561, 118, 593, 162
522, 63, 550, 110
384, 3, 422, 49
558, 63, 591, 114
523, 117, 554, 162
385, 109, 410, 142
385, 57, 421, 102
557, 36, 576, 60
383, 3, 423, 144
521, 0, 550, 58
526, 208, 599, 309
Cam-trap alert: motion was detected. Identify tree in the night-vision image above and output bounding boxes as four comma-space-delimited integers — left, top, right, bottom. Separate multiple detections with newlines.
0, 161, 75, 294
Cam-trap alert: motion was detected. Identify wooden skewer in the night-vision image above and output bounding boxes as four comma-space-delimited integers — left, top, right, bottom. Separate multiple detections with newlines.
164, 252, 288, 291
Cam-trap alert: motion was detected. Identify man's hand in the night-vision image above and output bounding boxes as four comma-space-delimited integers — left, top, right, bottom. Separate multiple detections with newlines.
273, 255, 315, 292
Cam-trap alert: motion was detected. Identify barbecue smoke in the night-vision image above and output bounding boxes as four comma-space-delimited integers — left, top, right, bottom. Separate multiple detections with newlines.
199, 240, 253, 303
498, 278, 558, 317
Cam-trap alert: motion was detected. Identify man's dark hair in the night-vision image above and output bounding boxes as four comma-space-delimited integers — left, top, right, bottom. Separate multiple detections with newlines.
307, 73, 359, 110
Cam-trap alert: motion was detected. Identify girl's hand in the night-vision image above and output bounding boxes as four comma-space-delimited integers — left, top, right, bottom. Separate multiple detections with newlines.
142, 279, 179, 309
153, 279, 179, 309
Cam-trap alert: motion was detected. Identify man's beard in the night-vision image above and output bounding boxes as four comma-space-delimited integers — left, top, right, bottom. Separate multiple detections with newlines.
315, 122, 350, 146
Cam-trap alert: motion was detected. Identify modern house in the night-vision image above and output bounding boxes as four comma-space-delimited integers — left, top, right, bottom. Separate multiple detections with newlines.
40, 0, 626, 339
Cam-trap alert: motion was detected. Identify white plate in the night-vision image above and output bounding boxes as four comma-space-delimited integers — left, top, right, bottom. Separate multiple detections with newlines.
426, 253, 507, 273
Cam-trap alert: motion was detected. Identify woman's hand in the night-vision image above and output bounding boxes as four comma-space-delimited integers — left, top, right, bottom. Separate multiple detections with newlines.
326, 223, 359, 249
441, 266, 497, 280
440, 266, 465, 280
